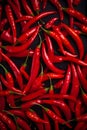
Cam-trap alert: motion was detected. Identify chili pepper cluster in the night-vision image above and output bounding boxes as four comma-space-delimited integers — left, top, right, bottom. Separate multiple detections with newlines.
0, 0, 87, 130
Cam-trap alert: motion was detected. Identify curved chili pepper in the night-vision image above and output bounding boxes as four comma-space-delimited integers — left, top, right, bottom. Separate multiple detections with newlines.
15, 15, 33, 23
8, 109, 26, 119
16, 116, 31, 130
0, 112, 16, 130
38, 105, 71, 128
42, 42, 65, 74
31, 0, 40, 14
52, 55, 87, 66
69, 64, 80, 112
22, 87, 48, 102
54, 79, 64, 89
22, 11, 56, 32
49, 0, 64, 21
7, 95, 16, 107
76, 65, 87, 92
82, 54, 87, 78
60, 23, 84, 59
0, 90, 22, 96
21, 0, 34, 16
0, 120, 7, 130
60, 65, 71, 94
0, 82, 5, 111
44, 33, 54, 59
17, 26, 38, 43
23, 40, 41, 94
5, 5, 16, 44
74, 22, 87, 34
0, 64, 14, 86
2, 25, 40, 53
20, 55, 29, 80
0, 52, 23, 90
45, 17, 58, 29
52, 25, 75, 54
6, 49, 34, 58
1, 29, 13, 44
42, 109, 51, 130
7, 0, 26, 28
42, 27, 65, 55
63, 7, 87, 25
80, 87, 87, 106
26, 109, 48, 123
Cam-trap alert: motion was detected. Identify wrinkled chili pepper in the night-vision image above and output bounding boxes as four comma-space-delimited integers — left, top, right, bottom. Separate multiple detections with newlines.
15, 15, 33, 23
0, 52, 24, 90
5, 5, 17, 44
22, 11, 56, 32
42, 42, 65, 74
0, 112, 16, 130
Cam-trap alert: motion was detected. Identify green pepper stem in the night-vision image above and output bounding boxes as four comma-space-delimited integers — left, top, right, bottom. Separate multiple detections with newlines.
0, 64, 8, 73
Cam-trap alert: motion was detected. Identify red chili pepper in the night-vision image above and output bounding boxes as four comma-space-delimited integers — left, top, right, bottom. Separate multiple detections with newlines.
0, 82, 5, 111
17, 26, 37, 43
13, 0, 21, 11
0, 52, 23, 90
21, 0, 34, 16
44, 33, 54, 59
45, 17, 58, 29
0, 112, 16, 130
22, 87, 48, 102
80, 87, 87, 106
26, 109, 48, 123
59, 23, 84, 59
22, 11, 56, 32
42, 0, 47, 9
54, 79, 64, 89
75, 99, 82, 118
82, 54, 87, 78
37, 123, 44, 130
0, 64, 14, 86
20, 55, 29, 80
0, 120, 7, 130
16, 116, 31, 130
42, 100, 72, 120
6, 49, 34, 58
0, 41, 2, 62
73, 0, 81, 5
1, 29, 13, 44
40, 94, 76, 102
60, 65, 71, 94
49, 0, 64, 21
0, 19, 7, 32
38, 105, 71, 128
8, 109, 26, 119
52, 55, 87, 66
63, 7, 87, 25
42, 42, 65, 74
31, 0, 40, 14
42, 109, 51, 130
52, 25, 75, 54
0, 90, 22, 96
74, 22, 87, 34
42, 27, 65, 55
76, 65, 87, 92
5, 5, 17, 44
69, 64, 80, 112
67, 0, 74, 28
7, 95, 16, 107
2, 25, 40, 53
15, 15, 33, 23
0, 74, 22, 93
7, 0, 26, 29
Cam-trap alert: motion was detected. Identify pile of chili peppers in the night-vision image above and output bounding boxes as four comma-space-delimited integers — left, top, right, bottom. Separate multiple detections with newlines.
0, 0, 87, 129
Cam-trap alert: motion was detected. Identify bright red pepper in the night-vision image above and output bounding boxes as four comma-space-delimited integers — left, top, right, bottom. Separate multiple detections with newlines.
0, 81, 5, 111
0, 120, 7, 130
31, 0, 40, 14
